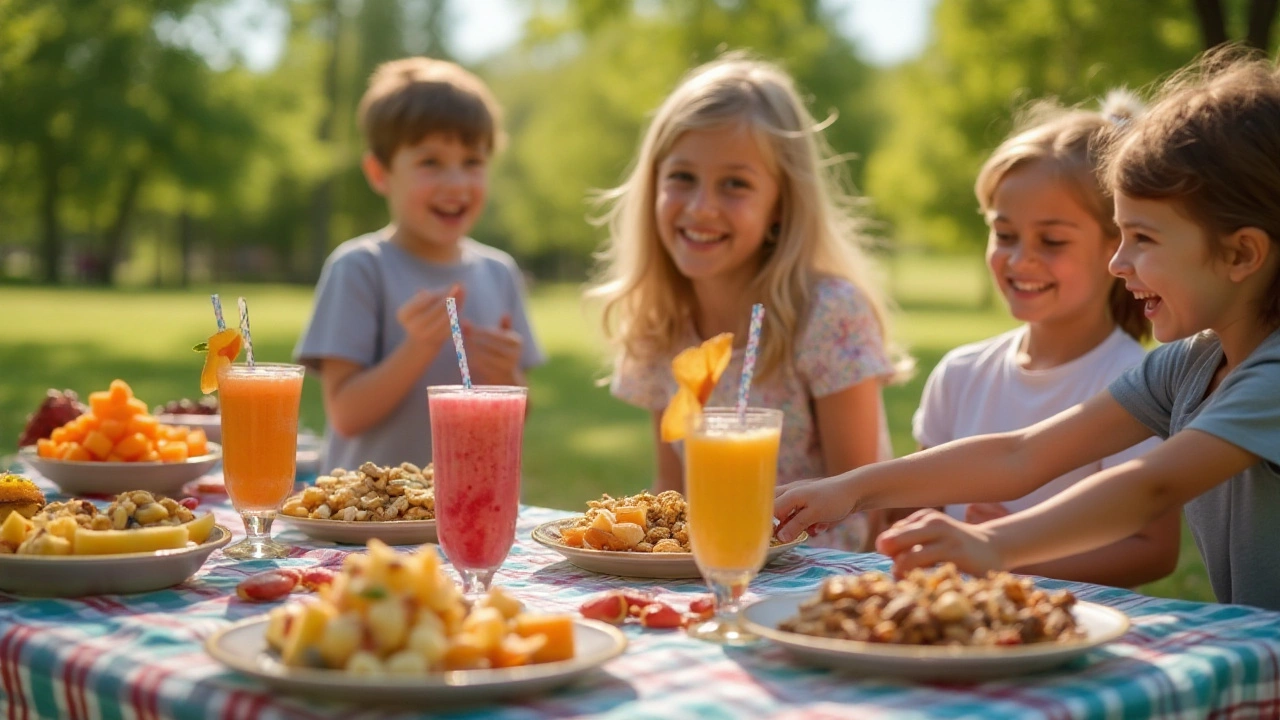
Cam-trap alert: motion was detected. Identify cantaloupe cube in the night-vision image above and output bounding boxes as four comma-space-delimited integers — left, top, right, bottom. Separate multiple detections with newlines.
36, 438, 58, 458
61, 443, 91, 462
513, 614, 575, 663
613, 506, 647, 530
560, 527, 587, 547
82, 431, 113, 461
127, 414, 159, 439
98, 418, 127, 442
50, 427, 69, 444
63, 423, 86, 444
142, 449, 161, 462
108, 379, 133, 405
88, 391, 113, 417
124, 398, 148, 416
158, 442, 189, 463
186, 429, 208, 457
113, 432, 149, 461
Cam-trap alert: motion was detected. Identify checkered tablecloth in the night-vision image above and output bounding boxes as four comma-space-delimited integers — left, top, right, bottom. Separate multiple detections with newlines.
4, 470, 1280, 720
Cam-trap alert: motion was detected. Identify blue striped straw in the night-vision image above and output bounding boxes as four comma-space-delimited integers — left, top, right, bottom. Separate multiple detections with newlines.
211, 294, 226, 331
237, 297, 255, 367
445, 297, 471, 389
736, 303, 765, 423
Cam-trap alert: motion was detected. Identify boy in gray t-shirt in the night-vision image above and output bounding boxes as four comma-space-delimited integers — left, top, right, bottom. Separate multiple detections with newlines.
293, 58, 544, 472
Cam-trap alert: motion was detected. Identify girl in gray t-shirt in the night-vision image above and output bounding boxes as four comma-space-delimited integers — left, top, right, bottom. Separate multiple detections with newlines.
773, 54, 1280, 611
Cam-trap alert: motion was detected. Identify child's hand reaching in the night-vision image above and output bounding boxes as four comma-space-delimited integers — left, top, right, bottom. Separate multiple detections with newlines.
462, 315, 524, 386
875, 509, 1004, 578
773, 476, 856, 543
964, 502, 1011, 525
398, 284, 465, 355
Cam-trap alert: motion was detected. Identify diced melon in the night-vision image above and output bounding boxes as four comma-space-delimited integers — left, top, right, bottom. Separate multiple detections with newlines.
82, 431, 113, 461
125, 398, 148, 416
36, 438, 57, 458
61, 443, 92, 462
158, 442, 189, 463
114, 432, 150, 461
0, 512, 32, 548
513, 614, 575, 663
98, 418, 127, 442
282, 603, 333, 667
108, 379, 133, 405
50, 427, 69, 444
127, 414, 159, 439
560, 526, 587, 547
185, 429, 208, 457
72, 525, 191, 555
613, 506, 647, 530
88, 391, 113, 417
183, 512, 216, 544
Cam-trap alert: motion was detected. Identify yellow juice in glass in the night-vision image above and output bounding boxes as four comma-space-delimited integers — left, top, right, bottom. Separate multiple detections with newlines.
686, 409, 782, 576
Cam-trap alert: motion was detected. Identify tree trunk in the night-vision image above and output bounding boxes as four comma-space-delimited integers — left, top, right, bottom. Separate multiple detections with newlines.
101, 165, 146, 285
308, 0, 342, 283
1247, 0, 1280, 50
178, 209, 193, 288
1192, 0, 1229, 49
38, 143, 62, 285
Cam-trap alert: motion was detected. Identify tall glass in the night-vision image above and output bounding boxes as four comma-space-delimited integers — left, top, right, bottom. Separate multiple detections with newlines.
685, 407, 783, 645
217, 363, 305, 560
428, 385, 527, 596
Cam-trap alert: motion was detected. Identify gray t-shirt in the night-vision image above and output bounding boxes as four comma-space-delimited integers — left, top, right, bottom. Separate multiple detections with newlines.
1109, 328, 1280, 610
294, 232, 545, 472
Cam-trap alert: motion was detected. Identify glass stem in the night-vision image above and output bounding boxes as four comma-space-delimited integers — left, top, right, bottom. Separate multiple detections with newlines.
711, 575, 749, 624
242, 512, 275, 542
459, 568, 496, 598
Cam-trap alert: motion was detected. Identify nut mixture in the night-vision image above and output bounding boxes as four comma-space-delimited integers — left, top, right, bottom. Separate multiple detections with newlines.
564, 491, 691, 552
9, 492, 196, 555
282, 462, 434, 522
778, 563, 1085, 646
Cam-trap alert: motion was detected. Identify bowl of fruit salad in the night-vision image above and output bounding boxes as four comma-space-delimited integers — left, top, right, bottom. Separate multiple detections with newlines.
154, 396, 221, 443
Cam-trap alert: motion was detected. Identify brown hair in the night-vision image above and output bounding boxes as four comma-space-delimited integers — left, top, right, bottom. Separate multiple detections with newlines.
976, 93, 1151, 342
1103, 48, 1280, 326
357, 57, 504, 166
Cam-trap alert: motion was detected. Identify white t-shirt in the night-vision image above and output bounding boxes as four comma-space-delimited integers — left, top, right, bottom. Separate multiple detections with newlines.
913, 326, 1159, 520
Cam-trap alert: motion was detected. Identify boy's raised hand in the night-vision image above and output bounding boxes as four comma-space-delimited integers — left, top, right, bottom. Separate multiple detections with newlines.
964, 502, 1011, 525
773, 476, 856, 543
462, 314, 524, 386
875, 509, 1002, 577
397, 284, 465, 355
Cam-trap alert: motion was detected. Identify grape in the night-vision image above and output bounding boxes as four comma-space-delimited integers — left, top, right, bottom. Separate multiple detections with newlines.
17, 389, 88, 447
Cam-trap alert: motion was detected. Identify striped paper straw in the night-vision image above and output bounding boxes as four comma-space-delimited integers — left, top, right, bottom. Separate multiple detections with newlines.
736, 303, 765, 423
211, 294, 226, 331
237, 297, 255, 367
445, 296, 471, 389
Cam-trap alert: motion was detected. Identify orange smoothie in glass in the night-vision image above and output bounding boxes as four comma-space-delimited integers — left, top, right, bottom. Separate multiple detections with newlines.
218, 363, 304, 511
686, 409, 782, 575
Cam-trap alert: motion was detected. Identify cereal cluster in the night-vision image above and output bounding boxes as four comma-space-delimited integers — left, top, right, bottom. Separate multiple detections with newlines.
560, 491, 690, 552
779, 563, 1084, 646
283, 462, 434, 522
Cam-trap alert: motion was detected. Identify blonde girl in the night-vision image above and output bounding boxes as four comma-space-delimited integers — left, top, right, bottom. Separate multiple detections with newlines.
899, 94, 1180, 588
776, 52, 1280, 610
587, 53, 910, 552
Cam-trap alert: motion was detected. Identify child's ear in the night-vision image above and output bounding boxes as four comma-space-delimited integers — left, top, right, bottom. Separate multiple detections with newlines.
361, 151, 390, 196
1222, 227, 1273, 283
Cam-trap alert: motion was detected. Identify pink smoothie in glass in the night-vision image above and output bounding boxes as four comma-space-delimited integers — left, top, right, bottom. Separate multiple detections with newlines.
429, 387, 527, 571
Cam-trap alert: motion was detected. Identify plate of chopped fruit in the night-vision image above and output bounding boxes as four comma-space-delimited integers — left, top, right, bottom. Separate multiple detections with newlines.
205, 540, 627, 704
277, 462, 437, 545
0, 487, 229, 596
531, 491, 806, 579
741, 564, 1130, 680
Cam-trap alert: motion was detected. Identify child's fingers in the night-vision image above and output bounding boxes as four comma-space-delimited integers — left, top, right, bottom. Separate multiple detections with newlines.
875, 511, 949, 556
889, 540, 956, 577
774, 492, 816, 542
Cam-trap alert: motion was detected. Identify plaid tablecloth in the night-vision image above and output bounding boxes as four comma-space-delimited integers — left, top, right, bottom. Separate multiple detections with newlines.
4, 471, 1280, 720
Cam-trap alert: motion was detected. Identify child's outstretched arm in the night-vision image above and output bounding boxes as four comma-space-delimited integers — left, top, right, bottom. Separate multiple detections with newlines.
878, 427, 1258, 577
774, 392, 1152, 542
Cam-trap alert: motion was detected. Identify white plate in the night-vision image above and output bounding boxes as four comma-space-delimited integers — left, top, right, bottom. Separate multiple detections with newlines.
741, 592, 1130, 681
206, 616, 628, 705
155, 413, 221, 443
279, 515, 437, 545
0, 525, 232, 597
531, 518, 807, 579
19, 445, 222, 497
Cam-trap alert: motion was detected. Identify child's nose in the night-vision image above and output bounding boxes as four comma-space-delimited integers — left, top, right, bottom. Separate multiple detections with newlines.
686, 186, 717, 218
1108, 245, 1132, 277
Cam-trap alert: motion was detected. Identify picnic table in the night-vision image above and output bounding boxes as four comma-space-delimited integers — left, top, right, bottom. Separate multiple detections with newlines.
4, 468, 1280, 720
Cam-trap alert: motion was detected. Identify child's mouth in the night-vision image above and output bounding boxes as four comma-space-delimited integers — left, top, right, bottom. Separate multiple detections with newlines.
431, 206, 468, 224
1007, 278, 1055, 296
1132, 290, 1163, 317
679, 228, 727, 247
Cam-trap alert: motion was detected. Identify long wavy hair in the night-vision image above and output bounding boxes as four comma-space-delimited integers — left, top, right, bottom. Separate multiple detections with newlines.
586, 53, 910, 382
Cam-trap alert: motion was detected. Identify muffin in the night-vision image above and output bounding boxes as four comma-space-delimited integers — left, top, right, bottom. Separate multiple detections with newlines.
0, 473, 45, 522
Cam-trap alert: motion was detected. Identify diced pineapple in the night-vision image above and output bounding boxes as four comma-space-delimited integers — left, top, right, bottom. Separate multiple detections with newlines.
182, 512, 216, 544
72, 525, 190, 555
282, 602, 333, 667
0, 512, 33, 548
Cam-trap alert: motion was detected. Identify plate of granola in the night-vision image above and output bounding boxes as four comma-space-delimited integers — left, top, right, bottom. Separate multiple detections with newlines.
277, 462, 436, 545
741, 564, 1130, 680
0, 491, 230, 596
531, 491, 806, 579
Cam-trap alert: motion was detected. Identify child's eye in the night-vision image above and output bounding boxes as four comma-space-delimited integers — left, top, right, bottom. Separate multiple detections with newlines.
723, 177, 751, 190
464, 157, 485, 168
418, 158, 439, 168
1042, 237, 1068, 247
665, 171, 695, 183
1134, 233, 1155, 244
993, 232, 1016, 244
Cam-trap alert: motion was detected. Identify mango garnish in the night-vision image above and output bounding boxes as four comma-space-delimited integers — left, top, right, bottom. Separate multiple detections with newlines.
198, 328, 243, 394
659, 332, 733, 442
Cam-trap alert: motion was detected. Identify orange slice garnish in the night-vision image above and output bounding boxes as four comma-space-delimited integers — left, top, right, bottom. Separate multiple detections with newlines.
199, 328, 243, 394
659, 333, 733, 442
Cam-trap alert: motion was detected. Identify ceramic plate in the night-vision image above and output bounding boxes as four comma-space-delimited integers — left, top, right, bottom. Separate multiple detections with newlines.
0, 525, 232, 597
20, 445, 222, 497
206, 616, 627, 705
741, 593, 1130, 681
154, 413, 221, 443
531, 518, 806, 579
278, 516, 437, 545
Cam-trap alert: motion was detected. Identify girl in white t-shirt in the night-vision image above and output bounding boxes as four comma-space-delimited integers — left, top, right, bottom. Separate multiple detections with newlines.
891, 93, 1181, 588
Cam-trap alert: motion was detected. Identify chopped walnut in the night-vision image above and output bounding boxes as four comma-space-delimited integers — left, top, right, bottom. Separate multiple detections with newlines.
284, 462, 434, 522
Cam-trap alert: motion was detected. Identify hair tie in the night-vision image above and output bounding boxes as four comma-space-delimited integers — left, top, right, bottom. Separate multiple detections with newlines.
1105, 113, 1132, 128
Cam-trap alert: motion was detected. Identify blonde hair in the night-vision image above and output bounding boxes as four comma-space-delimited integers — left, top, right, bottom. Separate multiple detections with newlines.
975, 91, 1151, 342
358, 57, 504, 165
587, 54, 909, 382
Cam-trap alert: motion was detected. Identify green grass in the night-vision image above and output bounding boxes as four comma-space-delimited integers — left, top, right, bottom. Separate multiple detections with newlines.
0, 253, 1212, 603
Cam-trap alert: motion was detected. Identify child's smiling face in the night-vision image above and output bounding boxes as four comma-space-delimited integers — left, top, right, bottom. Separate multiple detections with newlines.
985, 162, 1118, 331
367, 132, 489, 262
654, 123, 780, 290
1110, 193, 1231, 343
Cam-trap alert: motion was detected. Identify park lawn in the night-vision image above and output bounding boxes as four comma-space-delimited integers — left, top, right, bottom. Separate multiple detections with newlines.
0, 254, 1211, 603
